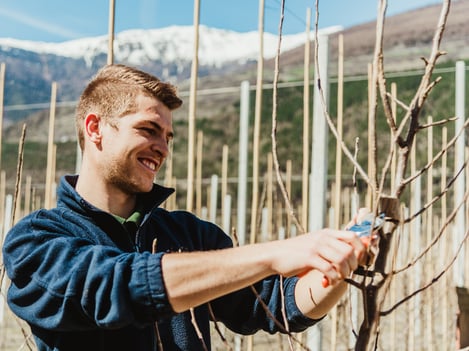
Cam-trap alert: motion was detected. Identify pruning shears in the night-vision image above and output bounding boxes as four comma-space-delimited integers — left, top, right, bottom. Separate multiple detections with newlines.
321, 213, 385, 288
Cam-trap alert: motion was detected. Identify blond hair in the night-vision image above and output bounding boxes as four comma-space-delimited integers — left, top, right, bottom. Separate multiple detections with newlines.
75, 64, 182, 150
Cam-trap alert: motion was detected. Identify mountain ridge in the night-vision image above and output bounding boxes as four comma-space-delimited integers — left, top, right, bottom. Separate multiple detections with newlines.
0, 25, 319, 72
2, 1, 469, 143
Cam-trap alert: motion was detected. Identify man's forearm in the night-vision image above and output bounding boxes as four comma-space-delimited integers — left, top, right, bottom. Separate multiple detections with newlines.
294, 270, 347, 319
161, 243, 276, 313
161, 230, 364, 315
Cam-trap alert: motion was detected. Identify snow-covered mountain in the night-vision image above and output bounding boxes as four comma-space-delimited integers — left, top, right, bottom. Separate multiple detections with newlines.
0, 25, 340, 69
0, 24, 342, 123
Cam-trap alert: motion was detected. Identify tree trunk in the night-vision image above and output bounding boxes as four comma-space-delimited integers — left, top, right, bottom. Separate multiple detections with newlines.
355, 197, 400, 350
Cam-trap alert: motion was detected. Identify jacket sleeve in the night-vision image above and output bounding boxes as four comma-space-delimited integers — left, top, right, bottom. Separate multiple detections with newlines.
2, 209, 174, 332
209, 274, 321, 335
199, 221, 320, 335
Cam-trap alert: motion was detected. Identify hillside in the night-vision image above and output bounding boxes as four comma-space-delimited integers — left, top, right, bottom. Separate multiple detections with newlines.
277, 0, 469, 74
4, 1, 469, 142
1, 1, 467, 198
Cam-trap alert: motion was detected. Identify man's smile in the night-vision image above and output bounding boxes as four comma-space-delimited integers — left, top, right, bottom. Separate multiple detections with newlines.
139, 158, 158, 172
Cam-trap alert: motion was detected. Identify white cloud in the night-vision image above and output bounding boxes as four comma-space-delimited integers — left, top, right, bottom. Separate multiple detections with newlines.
0, 7, 83, 40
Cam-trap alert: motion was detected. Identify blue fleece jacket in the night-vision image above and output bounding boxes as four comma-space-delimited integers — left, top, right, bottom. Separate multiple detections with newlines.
3, 175, 318, 351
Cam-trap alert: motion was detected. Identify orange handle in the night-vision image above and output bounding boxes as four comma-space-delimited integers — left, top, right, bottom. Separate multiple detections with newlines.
321, 236, 371, 288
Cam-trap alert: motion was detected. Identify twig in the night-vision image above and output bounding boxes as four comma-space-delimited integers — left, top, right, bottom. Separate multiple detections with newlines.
151, 239, 164, 351
418, 116, 457, 129
394, 0, 451, 197
404, 157, 467, 225
385, 91, 410, 113
190, 308, 209, 351
1, 127, 32, 350
270, 4, 294, 349
402, 118, 469, 186
0, 290, 34, 350
12, 124, 27, 224
395, 179, 469, 274
381, 222, 469, 316
270, 0, 304, 235
248, 285, 310, 351
312, 0, 372, 190
371, 0, 389, 200
207, 303, 232, 351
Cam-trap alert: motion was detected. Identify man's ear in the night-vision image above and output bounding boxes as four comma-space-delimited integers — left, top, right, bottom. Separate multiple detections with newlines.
84, 113, 102, 146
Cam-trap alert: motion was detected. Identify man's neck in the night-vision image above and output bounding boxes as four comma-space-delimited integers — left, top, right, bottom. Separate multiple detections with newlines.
76, 168, 137, 219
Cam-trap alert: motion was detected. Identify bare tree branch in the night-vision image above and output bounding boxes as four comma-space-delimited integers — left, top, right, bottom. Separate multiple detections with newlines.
418, 116, 457, 129
394, 0, 451, 197
402, 118, 469, 186
312, 0, 372, 190
381, 223, 469, 316
395, 173, 469, 274
12, 124, 27, 224
271, 0, 304, 235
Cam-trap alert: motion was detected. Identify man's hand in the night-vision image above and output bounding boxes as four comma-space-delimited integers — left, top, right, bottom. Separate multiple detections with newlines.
276, 229, 366, 286
291, 226, 366, 319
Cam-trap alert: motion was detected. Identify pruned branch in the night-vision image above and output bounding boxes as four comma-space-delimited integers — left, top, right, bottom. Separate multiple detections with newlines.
394, 168, 468, 274
271, 0, 304, 235
402, 118, 469, 186
12, 124, 27, 224
381, 221, 469, 316
393, 0, 451, 197
418, 116, 457, 129
312, 0, 372, 191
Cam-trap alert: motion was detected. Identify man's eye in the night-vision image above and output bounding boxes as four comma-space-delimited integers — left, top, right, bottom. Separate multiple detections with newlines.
141, 128, 155, 135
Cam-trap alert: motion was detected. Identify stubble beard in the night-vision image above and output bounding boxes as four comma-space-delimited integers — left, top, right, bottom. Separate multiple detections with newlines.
106, 158, 155, 195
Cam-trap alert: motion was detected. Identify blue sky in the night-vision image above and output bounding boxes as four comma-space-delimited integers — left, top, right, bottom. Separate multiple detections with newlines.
0, 0, 440, 42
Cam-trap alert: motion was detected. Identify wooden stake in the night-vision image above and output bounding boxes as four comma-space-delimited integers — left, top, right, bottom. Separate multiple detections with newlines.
51, 144, 57, 208
164, 143, 174, 189
186, 0, 201, 212
0, 171, 5, 235
14, 173, 22, 223
107, 0, 115, 65
286, 160, 292, 237
249, 0, 265, 246
333, 33, 344, 230
328, 210, 337, 351
0, 62, 5, 171
237, 81, 250, 246
440, 126, 448, 344
195, 130, 203, 217
267, 153, 273, 240
44, 82, 57, 209
12, 124, 26, 225
301, 8, 311, 231
454, 60, 466, 287
209, 175, 218, 224
24, 175, 32, 216
409, 137, 421, 349
366, 63, 373, 209
221, 145, 229, 223
171, 177, 177, 210
426, 115, 433, 351
390, 82, 397, 191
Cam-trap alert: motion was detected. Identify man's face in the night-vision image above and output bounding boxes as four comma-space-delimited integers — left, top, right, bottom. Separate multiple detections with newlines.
98, 94, 174, 195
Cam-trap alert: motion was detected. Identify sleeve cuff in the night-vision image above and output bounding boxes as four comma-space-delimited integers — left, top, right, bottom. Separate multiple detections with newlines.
285, 277, 324, 331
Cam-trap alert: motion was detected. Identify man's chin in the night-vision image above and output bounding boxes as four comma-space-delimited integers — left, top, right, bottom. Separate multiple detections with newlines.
139, 179, 156, 193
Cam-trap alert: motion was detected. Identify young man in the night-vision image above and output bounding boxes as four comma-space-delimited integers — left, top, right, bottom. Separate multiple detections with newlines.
3, 64, 366, 351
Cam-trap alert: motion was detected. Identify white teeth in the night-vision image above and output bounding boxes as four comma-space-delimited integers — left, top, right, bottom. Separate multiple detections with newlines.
142, 159, 156, 171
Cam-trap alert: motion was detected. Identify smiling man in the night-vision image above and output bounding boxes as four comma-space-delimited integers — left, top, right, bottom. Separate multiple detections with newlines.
2, 64, 366, 351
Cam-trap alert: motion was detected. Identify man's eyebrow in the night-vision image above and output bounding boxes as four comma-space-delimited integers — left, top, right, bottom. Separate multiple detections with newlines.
148, 120, 174, 140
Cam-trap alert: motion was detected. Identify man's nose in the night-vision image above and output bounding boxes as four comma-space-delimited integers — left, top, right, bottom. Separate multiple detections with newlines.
153, 138, 169, 158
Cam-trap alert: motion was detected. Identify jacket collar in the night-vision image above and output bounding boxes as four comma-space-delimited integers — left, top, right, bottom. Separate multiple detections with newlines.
58, 175, 175, 216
